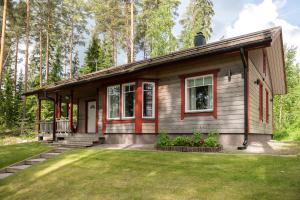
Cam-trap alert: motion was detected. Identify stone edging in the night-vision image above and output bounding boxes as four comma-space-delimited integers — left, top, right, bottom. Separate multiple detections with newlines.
156, 145, 223, 152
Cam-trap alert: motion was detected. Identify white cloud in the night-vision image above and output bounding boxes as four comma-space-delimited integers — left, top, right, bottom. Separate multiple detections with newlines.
225, 0, 300, 63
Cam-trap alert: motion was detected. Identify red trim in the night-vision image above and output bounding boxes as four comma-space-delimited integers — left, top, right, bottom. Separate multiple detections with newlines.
75, 98, 79, 133
102, 88, 107, 135
119, 85, 123, 119
85, 99, 96, 133
135, 80, 142, 133
266, 89, 269, 123
96, 89, 99, 133
259, 81, 263, 121
69, 90, 74, 132
38, 99, 41, 132
107, 119, 134, 124
180, 69, 219, 120
155, 80, 159, 133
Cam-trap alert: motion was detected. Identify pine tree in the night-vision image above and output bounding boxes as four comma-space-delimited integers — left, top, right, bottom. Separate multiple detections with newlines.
179, 0, 214, 49
3, 67, 14, 128
80, 35, 100, 75
13, 71, 23, 125
49, 46, 63, 83
136, 0, 179, 58
72, 51, 80, 78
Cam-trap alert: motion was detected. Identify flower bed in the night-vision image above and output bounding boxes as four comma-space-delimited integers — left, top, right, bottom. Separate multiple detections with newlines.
156, 145, 223, 152
156, 131, 223, 152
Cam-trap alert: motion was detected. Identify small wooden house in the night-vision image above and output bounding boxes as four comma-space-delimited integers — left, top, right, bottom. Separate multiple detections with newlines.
24, 27, 286, 148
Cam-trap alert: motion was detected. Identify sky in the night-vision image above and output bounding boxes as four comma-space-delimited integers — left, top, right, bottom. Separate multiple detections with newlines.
17, 0, 300, 74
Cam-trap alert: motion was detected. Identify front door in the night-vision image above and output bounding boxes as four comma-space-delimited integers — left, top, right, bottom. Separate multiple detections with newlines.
87, 101, 96, 133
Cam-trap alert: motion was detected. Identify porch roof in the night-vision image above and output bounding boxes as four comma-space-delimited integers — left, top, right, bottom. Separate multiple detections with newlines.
23, 26, 286, 96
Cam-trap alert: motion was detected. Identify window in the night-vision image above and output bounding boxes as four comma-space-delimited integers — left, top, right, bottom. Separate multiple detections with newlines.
142, 82, 155, 118
266, 89, 269, 123
107, 85, 120, 119
185, 75, 213, 112
259, 82, 263, 121
122, 83, 135, 118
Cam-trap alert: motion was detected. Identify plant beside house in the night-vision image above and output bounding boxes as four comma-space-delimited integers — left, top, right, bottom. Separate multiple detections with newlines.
156, 130, 222, 152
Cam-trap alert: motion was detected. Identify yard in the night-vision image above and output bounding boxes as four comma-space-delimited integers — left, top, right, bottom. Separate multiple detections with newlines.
0, 143, 51, 169
0, 148, 299, 200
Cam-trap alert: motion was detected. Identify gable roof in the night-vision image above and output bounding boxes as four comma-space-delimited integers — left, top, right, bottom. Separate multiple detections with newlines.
24, 26, 286, 96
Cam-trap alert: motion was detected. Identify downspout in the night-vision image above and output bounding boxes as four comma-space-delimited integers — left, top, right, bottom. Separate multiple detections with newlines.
45, 92, 56, 141
238, 47, 249, 150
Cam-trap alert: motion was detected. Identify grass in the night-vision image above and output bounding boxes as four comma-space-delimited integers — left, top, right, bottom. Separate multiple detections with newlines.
0, 143, 52, 169
0, 149, 299, 200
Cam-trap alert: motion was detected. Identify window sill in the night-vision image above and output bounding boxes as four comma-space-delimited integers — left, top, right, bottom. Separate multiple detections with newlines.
107, 119, 135, 124
182, 111, 217, 119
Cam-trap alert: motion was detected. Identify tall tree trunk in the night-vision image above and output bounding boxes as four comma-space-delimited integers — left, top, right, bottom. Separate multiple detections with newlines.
0, 0, 8, 87
14, 35, 19, 92
22, 0, 30, 134
45, 30, 49, 83
39, 30, 43, 87
69, 21, 74, 79
64, 46, 67, 79
125, 2, 130, 63
112, 31, 117, 66
130, 0, 134, 63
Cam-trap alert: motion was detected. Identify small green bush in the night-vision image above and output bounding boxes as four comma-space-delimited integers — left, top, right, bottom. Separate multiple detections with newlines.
204, 131, 219, 147
157, 130, 172, 146
273, 130, 288, 140
172, 136, 192, 146
191, 131, 204, 146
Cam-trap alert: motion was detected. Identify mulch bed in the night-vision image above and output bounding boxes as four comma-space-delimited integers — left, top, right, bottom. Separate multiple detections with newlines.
156, 145, 223, 152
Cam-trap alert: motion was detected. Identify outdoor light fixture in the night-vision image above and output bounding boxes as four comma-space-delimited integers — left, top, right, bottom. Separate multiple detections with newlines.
254, 79, 260, 85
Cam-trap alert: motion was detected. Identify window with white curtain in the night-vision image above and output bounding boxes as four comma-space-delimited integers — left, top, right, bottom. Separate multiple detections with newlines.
107, 85, 120, 119
185, 75, 213, 112
122, 83, 135, 118
142, 82, 155, 118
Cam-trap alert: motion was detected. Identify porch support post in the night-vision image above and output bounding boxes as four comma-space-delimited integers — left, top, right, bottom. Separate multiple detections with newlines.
69, 90, 74, 133
53, 96, 56, 141
38, 98, 41, 133
58, 95, 62, 118
96, 88, 99, 135
135, 79, 142, 133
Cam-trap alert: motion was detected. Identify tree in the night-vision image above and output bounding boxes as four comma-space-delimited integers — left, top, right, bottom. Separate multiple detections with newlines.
72, 51, 79, 77
136, 0, 179, 58
0, 0, 8, 86
2, 67, 14, 128
273, 46, 300, 139
49, 46, 63, 83
179, 0, 214, 49
80, 35, 100, 75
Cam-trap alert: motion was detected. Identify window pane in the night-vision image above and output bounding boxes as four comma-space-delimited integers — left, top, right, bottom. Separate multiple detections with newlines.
204, 76, 212, 85
143, 83, 154, 117
123, 84, 135, 118
187, 79, 194, 88
108, 86, 120, 118
195, 77, 203, 87
188, 85, 213, 111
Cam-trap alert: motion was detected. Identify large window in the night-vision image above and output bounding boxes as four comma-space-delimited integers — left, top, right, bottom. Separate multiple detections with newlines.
107, 85, 120, 119
185, 75, 213, 112
142, 82, 155, 118
122, 83, 135, 118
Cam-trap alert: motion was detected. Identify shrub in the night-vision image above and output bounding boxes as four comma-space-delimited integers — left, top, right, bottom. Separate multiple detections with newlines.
191, 131, 204, 146
157, 130, 172, 146
273, 129, 288, 140
204, 131, 219, 147
172, 136, 191, 146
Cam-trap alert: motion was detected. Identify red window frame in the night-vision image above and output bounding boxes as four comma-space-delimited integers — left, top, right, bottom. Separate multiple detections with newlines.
179, 69, 219, 120
265, 89, 269, 123
259, 81, 263, 121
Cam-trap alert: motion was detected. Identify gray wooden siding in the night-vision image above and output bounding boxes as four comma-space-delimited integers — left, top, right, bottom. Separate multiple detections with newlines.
157, 58, 245, 134
106, 123, 135, 133
142, 123, 155, 133
248, 54, 273, 134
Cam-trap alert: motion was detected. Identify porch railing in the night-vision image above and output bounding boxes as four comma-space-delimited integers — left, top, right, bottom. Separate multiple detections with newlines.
40, 121, 54, 134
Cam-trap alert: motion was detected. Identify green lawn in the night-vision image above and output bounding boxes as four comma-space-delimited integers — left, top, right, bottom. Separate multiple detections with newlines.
0, 149, 299, 200
0, 143, 51, 169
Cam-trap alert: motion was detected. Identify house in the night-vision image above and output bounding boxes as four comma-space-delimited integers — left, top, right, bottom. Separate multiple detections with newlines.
24, 27, 286, 148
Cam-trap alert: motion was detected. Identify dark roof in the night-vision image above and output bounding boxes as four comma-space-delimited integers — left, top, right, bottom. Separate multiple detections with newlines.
24, 27, 281, 96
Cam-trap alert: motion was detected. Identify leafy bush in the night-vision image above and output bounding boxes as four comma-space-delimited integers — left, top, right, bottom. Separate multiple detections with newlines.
204, 131, 219, 147
172, 136, 192, 146
273, 130, 288, 140
157, 130, 172, 146
191, 131, 204, 146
